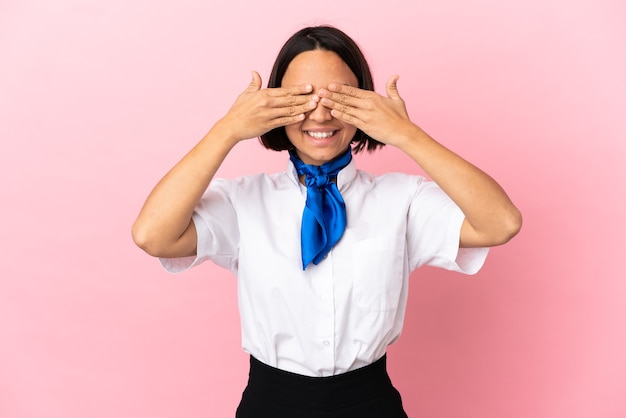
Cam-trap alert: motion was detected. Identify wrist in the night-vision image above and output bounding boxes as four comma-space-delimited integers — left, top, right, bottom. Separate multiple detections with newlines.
389, 123, 428, 150
206, 118, 242, 148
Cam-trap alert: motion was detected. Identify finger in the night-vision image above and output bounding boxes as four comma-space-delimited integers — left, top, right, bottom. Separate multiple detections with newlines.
271, 98, 318, 119
268, 113, 306, 129
246, 71, 262, 93
318, 95, 361, 121
266, 83, 313, 97
256, 96, 316, 123
271, 93, 319, 108
319, 87, 370, 110
386, 75, 402, 100
326, 83, 371, 99
319, 96, 360, 117
329, 108, 362, 129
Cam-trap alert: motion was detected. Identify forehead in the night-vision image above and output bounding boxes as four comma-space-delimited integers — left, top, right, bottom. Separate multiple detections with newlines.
281, 49, 358, 88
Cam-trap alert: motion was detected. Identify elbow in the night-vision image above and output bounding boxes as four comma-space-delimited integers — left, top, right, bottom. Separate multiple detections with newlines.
498, 207, 523, 245
461, 207, 523, 248
471, 207, 523, 247
131, 221, 163, 257
131, 219, 195, 258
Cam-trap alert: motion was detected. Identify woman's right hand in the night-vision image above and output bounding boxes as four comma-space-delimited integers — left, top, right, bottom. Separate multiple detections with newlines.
132, 72, 318, 258
216, 71, 319, 142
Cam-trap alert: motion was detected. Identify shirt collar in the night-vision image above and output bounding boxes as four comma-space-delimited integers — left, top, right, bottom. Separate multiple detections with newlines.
287, 157, 357, 191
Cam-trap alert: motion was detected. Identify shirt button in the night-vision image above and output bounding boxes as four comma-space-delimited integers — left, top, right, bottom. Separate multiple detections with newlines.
323, 340, 330, 346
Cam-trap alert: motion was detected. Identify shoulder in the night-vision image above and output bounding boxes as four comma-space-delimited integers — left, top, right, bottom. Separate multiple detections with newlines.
353, 169, 427, 191
210, 170, 296, 197
342, 170, 431, 211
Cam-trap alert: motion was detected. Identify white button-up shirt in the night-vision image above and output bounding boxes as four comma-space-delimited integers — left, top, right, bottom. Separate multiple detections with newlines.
161, 159, 488, 377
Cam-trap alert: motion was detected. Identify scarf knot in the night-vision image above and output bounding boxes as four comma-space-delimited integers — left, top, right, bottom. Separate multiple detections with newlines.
289, 148, 352, 269
306, 172, 331, 189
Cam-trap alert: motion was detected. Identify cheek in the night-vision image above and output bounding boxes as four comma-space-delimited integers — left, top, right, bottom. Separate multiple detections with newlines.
344, 125, 358, 141
284, 124, 300, 140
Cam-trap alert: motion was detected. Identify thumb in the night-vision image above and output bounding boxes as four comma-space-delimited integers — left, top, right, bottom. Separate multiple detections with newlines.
246, 71, 262, 92
386, 75, 402, 100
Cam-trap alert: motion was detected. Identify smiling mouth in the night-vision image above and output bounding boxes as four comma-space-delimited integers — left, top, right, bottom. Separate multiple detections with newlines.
305, 130, 337, 139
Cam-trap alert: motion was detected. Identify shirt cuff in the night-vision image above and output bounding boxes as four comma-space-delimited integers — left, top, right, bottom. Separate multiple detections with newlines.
158, 212, 207, 274
446, 209, 489, 275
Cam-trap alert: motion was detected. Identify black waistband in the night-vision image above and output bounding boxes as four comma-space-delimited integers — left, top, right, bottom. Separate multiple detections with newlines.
245, 355, 393, 410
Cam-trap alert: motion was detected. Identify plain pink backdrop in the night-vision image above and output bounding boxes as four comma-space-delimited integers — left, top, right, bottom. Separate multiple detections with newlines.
1, 0, 625, 417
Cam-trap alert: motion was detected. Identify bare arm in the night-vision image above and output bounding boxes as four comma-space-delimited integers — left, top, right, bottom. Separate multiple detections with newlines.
132, 72, 318, 258
318, 76, 522, 247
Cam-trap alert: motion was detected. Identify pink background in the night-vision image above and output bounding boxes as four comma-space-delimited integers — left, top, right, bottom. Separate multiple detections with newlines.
2, 0, 625, 417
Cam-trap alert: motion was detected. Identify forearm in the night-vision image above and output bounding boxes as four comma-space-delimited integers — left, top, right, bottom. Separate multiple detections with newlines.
395, 124, 522, 247
132, 72, 317, 257
131, 122, 238, 257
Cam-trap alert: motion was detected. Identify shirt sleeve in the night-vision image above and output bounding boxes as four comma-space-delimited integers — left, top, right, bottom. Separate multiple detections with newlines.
159, 179, 240, 274
406, 179, 488, 274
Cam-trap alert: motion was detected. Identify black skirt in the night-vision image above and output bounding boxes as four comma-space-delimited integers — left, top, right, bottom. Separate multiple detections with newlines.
235, 354, 408, 417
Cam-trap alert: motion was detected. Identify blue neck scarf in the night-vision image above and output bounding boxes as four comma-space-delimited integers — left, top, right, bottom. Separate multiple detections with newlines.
289, 148, 352, 270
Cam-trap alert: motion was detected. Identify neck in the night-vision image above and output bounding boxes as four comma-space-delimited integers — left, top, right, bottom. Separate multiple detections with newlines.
290, 147, 352, 167
298, 174, 338, 185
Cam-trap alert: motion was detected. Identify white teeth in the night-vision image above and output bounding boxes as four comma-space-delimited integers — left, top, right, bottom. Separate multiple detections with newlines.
306, 131, 336, 139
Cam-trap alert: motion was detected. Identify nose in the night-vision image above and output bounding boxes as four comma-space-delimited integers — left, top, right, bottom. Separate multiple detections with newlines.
307, 100, 332, 122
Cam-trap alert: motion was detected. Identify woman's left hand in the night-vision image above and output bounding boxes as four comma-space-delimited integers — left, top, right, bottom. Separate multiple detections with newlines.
318, 75, 417, 146
321, 75, 522, 248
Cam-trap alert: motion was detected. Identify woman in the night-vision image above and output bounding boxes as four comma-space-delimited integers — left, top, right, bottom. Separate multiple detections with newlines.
132, 25, 522, 417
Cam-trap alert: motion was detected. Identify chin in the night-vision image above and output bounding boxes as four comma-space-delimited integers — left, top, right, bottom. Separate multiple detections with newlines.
300, 147, 348, 165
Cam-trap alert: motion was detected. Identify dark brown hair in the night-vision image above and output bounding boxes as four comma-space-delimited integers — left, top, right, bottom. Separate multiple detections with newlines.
259, 26, 384, 153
